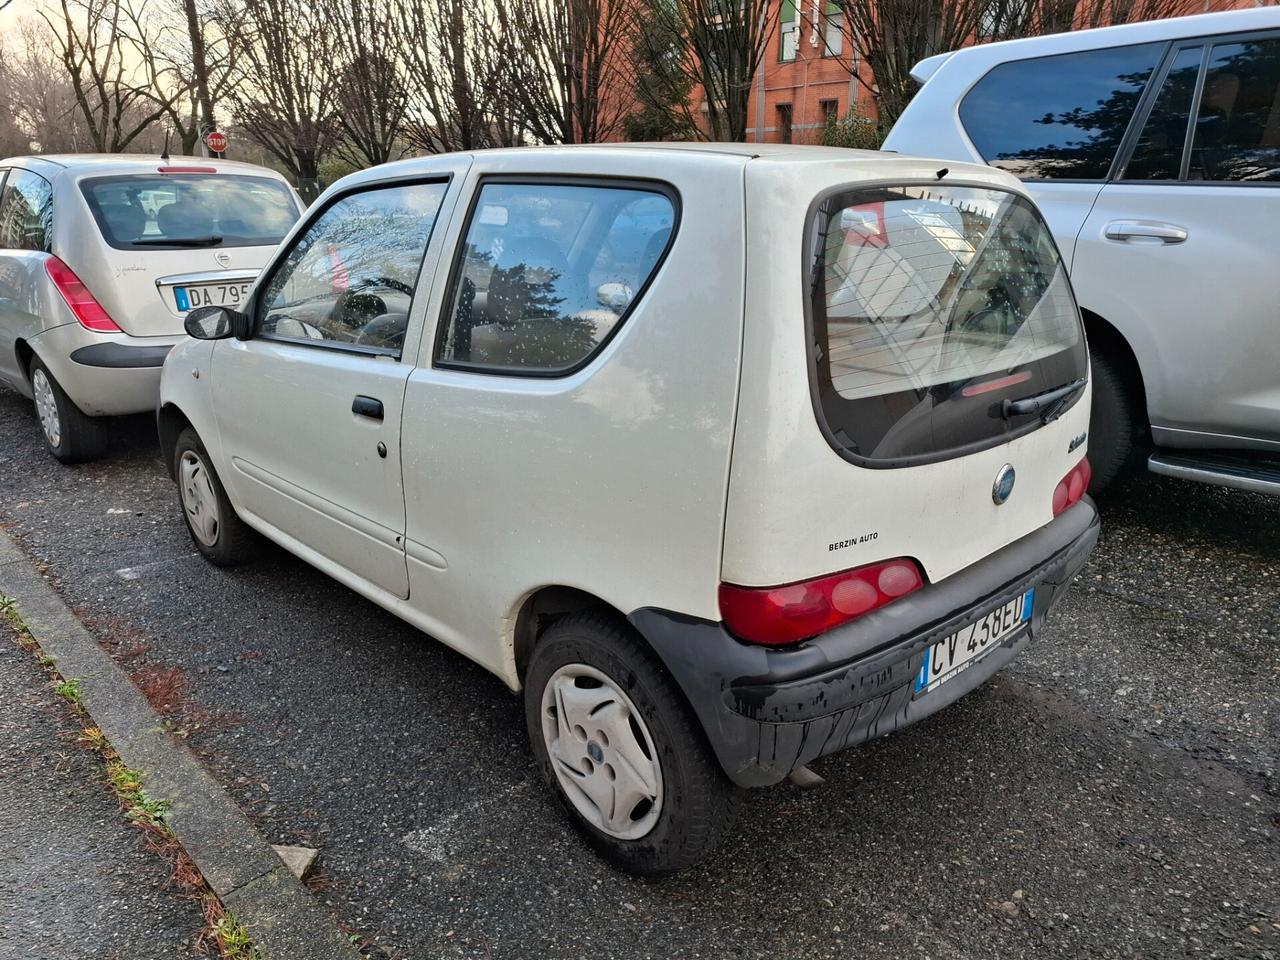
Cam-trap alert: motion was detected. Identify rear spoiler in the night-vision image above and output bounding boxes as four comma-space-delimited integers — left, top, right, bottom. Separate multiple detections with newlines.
911, 51, 956, 85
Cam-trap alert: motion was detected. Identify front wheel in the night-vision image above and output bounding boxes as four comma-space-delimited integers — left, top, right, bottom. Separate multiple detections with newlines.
525, 613, 742, 875
28, 357, 108, 463
173, 427, 259, 566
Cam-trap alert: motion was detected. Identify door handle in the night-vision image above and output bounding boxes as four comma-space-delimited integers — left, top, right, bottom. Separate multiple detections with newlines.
1103, 220, 1188, 244
352, 395, 384, 420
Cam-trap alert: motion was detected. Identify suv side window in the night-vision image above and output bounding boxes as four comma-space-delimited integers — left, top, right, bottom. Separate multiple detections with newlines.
959, 43, 1164, 180
0, 169, 54, 252
435, 180, 676, 375
1125, 45, 1204, 181
257, 181, 448, 355
1189, 36, 1280, 182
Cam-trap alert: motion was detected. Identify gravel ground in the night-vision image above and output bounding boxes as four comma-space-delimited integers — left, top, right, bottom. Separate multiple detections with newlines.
0, 386, 1277, 960
0, 621, 204, 959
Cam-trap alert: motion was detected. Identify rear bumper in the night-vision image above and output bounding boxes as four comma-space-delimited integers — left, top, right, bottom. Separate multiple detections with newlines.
629, 498, 1100, 788
29, 324, 182, 416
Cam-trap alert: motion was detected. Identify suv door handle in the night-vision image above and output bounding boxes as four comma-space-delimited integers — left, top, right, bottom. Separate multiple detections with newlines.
352, 395, 384, 420
1103, 221, 1188, 244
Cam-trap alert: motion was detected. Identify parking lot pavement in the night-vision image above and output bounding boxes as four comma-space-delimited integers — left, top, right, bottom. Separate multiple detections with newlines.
0, 623, 203, 959
0, 386, 1277, 960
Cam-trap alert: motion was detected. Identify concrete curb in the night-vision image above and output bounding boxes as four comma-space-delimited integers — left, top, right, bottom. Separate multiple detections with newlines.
0, 529, 361, 960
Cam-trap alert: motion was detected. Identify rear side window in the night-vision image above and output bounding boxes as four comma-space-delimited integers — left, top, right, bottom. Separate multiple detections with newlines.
82, 175, 299, 250
1125, 46, 1204, 181
436, 181, 676, 375
1189, 37, 1280, 182
0, 169, 53, 252
960, 43, 1164, 180
808, 184, 1086, 465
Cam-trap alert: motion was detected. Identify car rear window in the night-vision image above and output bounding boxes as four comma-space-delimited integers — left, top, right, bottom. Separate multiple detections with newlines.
807, 183, 1086, 466
82, 174, 300, 250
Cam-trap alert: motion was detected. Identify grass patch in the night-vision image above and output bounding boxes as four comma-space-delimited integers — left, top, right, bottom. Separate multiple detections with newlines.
53, 676, 84, 706
105, 760, 171, 828
203, 898, 262, 960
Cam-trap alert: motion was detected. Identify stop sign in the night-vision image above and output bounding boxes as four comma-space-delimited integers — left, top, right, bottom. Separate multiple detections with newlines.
204, 130, 228, 153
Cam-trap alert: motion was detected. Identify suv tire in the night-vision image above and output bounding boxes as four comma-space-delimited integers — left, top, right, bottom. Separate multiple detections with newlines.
173, 427, 260, 566
525, 613, 742, 875
28, 357, 108, 463
1087, 344, 1143, 495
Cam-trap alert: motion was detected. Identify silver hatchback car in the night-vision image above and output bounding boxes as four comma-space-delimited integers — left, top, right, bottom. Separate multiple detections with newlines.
0, 154, 300, 462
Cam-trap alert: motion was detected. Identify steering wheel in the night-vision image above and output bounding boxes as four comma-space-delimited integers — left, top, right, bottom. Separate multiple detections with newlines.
334, 290, 389, 330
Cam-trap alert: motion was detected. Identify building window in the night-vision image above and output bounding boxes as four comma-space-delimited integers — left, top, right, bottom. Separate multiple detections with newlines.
823, 4, 843, 57
779, 0, 798, 62
820, 98, 840, 123
777, 103, 794, 143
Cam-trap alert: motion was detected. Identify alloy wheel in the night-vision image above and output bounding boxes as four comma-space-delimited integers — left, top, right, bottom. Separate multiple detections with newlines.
31, 369, 61, 448
540, 663, 663, 840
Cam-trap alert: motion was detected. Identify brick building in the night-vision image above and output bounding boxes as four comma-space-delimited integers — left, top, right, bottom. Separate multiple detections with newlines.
746, 0, 875, 143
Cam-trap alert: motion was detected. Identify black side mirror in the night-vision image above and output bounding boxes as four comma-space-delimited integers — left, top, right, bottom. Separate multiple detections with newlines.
184, 305, 253, 341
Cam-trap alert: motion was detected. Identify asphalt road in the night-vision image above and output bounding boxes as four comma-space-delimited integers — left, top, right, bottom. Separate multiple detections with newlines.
0, 385, 1277, 960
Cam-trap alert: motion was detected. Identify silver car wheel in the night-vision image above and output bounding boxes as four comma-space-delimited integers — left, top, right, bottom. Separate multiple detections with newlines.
178, 450, 221, 547
31, 369, 61, 449
540, 663, 663, 840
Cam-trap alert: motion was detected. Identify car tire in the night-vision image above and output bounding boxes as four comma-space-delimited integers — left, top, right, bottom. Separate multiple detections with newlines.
1087, 344, 1143, 496
525, 612, 743, 875
28, 357, 108, 463
173, 427, 259, 566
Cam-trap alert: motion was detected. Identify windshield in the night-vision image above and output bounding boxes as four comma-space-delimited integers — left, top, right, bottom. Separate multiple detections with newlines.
82, 174, 300, 250
808, 184, 1086, 465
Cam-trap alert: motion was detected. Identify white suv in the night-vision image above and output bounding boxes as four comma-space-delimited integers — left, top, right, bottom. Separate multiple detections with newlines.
159, 145, 1098, 873
885, 8, 1280, 495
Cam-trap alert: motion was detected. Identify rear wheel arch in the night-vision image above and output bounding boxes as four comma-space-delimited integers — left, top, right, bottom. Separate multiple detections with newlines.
512, 586, 628, 684
15, 339, 34, 387
1082, 309, 1149, 429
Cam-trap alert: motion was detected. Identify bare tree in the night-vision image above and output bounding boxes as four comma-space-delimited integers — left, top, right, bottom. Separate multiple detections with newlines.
497, 0, 642, 144
323, 0, 407, 166
638, 0, 776, 142
231, 0, 336, 191
398, 0, 521, 153
42, 0, 186, 152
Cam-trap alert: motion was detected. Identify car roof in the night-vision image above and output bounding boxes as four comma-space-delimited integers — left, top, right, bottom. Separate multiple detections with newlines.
334, 142, 1002, 189
0, 153, 289, 181
912, 6, 1280, 82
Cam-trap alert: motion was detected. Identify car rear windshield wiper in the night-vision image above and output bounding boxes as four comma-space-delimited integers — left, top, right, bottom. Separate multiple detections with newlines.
131, 235, 224, 247
1002, 377, 1087, 424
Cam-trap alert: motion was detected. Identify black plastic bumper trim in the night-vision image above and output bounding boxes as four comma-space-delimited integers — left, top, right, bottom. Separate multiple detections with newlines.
70, 342, 174, 368
628, 498, 1100, 788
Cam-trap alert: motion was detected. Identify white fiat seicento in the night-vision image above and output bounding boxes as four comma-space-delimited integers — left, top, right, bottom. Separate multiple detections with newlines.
159, 145, 1099, 874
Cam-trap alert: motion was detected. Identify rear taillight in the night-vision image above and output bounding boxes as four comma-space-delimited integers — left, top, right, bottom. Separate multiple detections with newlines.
44, 257, 121, 332
719, 558, 925, 647
1052, 457, 1092, 516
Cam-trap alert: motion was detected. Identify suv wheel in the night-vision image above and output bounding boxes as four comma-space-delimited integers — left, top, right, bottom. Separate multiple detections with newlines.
173, 427, 259, 566
525, 613, 742, 875
1087, 344, 1144, 496
28, 357, 108, 463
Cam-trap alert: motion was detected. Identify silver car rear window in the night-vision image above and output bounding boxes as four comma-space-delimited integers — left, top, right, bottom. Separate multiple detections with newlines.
82, 174, 300, 251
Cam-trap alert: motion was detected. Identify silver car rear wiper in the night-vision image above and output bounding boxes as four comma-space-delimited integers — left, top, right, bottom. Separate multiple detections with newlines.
131, 235, 224, 247
1002, 377, 1087, 423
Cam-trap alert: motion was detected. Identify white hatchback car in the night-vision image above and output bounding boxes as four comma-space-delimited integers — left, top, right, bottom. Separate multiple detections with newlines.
159, 145, 1099, 873
885, 8, 1280, 496
0, 155, 300, 461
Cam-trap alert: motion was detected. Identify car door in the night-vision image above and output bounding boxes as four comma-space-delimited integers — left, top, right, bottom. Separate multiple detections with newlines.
209, 171, 465, 598
0, 166, 55, 391
1075, 31, 1280, 445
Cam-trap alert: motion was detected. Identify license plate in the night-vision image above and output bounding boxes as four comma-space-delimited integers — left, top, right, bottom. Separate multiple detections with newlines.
174, 282, 252, 312
914, 588, 1034, 696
